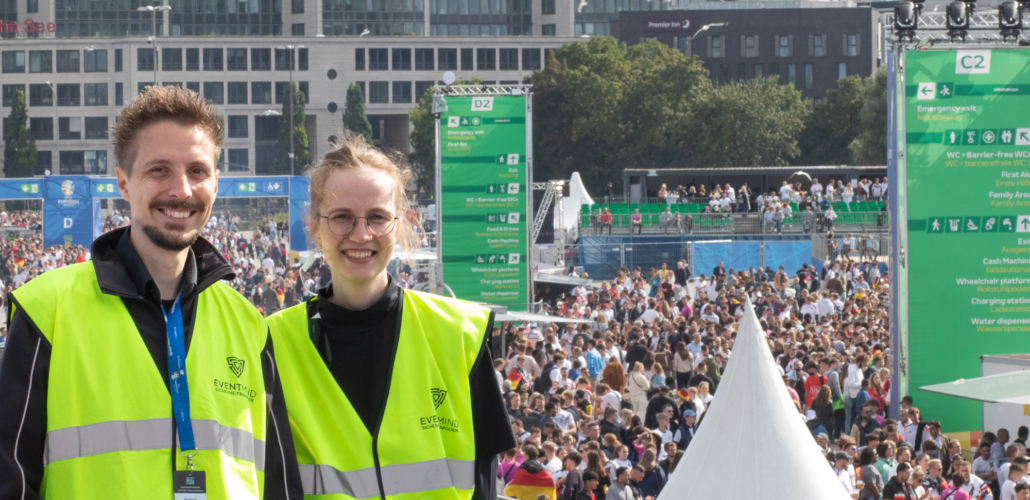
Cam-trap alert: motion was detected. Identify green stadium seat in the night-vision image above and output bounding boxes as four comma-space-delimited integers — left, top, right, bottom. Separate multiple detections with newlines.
581, 204, 590, 214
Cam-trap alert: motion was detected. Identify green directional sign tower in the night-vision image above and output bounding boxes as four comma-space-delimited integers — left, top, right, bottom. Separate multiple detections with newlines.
904, 49, 1030, 433
435, 87, 532, 310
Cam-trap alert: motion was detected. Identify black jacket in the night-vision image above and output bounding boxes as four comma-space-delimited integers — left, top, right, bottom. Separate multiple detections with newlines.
0, 227, 303, 500
882, 478, 913, 500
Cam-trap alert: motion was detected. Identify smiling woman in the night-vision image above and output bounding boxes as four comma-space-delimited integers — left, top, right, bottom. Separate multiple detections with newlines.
266, 132, 516, 500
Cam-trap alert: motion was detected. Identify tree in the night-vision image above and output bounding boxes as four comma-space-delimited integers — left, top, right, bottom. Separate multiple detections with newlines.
797, 74, 864, 165
3, 89, 37, 178
408, 77, 482, 195
343, 83, 373, 145
271, 82, 309, 176
688, 77, 808, 168
849, 67, 888, 165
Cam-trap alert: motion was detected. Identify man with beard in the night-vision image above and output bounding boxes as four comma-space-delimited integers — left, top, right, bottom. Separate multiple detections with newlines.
0, 86, 302, 499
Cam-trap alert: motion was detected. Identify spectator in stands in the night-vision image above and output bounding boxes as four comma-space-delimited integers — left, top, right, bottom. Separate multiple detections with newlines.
600, 208, 613, 235
660, 207, 674, 234
631, 209, 642, 235
591, 209, 600, 235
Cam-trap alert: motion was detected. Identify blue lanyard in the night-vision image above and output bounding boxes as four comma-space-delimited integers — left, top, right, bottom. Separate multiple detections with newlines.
163, 292, 197, 454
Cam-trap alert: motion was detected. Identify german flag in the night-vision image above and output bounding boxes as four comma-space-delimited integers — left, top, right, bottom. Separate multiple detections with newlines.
503, 464, 556, 499
507, 368, 523, 390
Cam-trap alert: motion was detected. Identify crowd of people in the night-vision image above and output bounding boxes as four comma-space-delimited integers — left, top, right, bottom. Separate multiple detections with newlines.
643, 177, 890, 211
490, 255, 1023, 500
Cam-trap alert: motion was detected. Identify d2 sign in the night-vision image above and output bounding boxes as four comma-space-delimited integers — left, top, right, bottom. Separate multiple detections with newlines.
471, 97, 494, 111
956, 50, 991, 74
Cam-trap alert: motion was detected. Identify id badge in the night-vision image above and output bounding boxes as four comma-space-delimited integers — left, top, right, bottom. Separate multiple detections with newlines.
173, 470, 207, 500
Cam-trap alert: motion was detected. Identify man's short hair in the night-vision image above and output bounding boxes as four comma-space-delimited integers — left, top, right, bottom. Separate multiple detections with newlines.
616, 466, 629, 477
565, 452, 582, 465
582, 469, 599, 482
1016, 483, 1030, 493
113, 85, 224, 174
896, 462, 911, 474
631, 464, 646, 473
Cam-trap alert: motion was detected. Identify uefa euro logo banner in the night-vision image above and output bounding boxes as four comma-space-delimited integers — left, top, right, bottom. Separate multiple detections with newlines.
218, 176, 290, 197
44, 176, 93, 248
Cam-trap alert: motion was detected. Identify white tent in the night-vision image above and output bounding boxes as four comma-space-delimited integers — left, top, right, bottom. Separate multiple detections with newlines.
658, 297, 851, 500
556, 172, 593, 236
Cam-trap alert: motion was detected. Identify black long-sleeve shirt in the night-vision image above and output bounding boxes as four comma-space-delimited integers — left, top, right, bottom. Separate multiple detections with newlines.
0, 227, 303, 500
316, 281, 516, 500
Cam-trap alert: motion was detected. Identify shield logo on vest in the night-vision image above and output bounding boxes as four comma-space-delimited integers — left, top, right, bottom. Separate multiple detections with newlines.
227, 357, 245, 378
431, 388, 447, 409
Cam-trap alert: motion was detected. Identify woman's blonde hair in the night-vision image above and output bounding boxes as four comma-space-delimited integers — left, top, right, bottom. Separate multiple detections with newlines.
305, 131, 417, 255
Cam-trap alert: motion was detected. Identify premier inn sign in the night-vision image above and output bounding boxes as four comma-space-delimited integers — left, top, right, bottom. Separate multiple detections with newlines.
643, 18, 691, 31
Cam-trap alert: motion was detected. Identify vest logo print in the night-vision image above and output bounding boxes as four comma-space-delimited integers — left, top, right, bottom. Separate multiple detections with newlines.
431, 388, 447, 409
421, 388, 459, 433
227, 357, 246, 378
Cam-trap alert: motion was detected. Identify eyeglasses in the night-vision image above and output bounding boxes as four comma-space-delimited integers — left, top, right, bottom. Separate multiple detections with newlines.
320, 212, 398, 237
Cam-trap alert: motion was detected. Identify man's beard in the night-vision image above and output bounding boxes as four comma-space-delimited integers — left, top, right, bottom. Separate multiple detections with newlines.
142, 223, 199, 251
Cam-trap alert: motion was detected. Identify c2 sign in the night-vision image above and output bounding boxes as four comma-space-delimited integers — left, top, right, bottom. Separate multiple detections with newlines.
956, 50, 991, 74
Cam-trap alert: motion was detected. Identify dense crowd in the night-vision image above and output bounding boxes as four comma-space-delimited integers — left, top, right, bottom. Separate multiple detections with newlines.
492, 256, 1025, 500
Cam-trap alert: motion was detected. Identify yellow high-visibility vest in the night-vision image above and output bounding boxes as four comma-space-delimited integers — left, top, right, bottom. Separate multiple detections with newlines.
267, 289, 490, 499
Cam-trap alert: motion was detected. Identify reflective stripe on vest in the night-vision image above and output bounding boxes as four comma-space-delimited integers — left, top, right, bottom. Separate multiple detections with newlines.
44, 418, 266, 471
298, 458, 475, 497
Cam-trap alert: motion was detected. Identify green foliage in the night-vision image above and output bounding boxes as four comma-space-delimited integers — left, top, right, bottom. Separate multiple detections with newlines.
797, 74, 864, 165
344, 83, 373, 145
408, 76, 482, 195
689, 78, 808, 168
271, 82, 310, 176
849, 67, 889, 165
3, 89, 37, 178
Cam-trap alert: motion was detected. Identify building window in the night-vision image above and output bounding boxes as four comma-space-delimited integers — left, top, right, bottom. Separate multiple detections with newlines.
204, 82, 224, 104
846, 34, 858, 57
369, 49, 389, 70
298, 82, 309, 103
477, 48, 495, 70
839, 62, 847, 79
186, 48, 200, 71
252, 82, 271, 104
719, 64, 730, 84
754, 64, 763, 78
137, 48, 154, 72
29, 51, 51, 73
29, 84, 53, 106
186, 82, 200, 93
228, 82, 248, 104
115, 82, 123, 105
85, 117, 108, 140
368, 81, 389, 103
115, 49, 123, 72
251, 48, 271, 71
83, 50, 107, 72
36, 151, 51, 176
415, 49, 434, 70
203, 49, 223, 71
227, 115, 248, 138
499, 49, 518, 70
159, 48, 181, 71
777, 35, 791, 57
227, 149, 249, 172
59, 117, 81, 140
737, 62, 746, 80
710, 36, 723, 58
57, 84, 79, 106
58, 50, 81, 72
415, 81, 434, 100
84, 151, 107, 174
744, 36, 756, 58
292, 0, 304, 13
813, 34, 824, 57
461, 48, 473, 70
275, 82, 287, 103
30, 118, 52, 140
522, 48, 541, 70
2, 51, 24, 73
805, 63, 813, 89
84, 83, 107, 106
770, 63, 780, 83
292, 23, 305, 35
392, 81, 412, 103
392, 49, 411, 70
27, 0, 37, 12
138, 82, 154, 95
274, 48, 295, 71
298, 48, 308, 70
438, 49, 457, 70
787, 63, 796, 86
542, 24, 556, 36
1, 85, 23, 107
355, 49, 366, 70
227, 49, 247, 70
542, 0, 555, 14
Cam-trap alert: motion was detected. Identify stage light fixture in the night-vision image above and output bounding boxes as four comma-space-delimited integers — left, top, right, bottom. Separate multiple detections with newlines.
999, 0, 1022, 39
947, 0, 972, 40
894, 0, 922, 40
